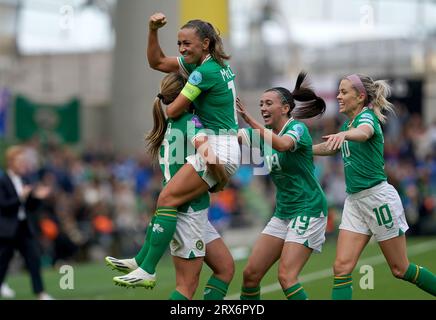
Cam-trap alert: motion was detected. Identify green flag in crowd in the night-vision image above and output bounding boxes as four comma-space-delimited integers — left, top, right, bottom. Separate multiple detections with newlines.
15, 95, 80, 143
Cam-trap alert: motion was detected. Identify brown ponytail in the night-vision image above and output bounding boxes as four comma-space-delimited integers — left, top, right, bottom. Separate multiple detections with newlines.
145, 73, 186, 160
291, 71, 326, 119
265, 72, 326, 120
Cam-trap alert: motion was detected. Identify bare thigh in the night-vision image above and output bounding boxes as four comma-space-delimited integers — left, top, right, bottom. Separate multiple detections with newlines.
378, 235, 409, 277
157, 163, 209, 208
243, 234, 284, 286
173, 256, 204, 299
204, 238, 235, 283
278, 242, 313, 288
334, 229, 371, 275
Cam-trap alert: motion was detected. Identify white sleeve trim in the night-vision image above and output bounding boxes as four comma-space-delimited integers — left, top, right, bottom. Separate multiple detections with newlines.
286, 130, 301, 142
357, 123, 375, 135
283, 133, 298, 152
358, 119, 374, 126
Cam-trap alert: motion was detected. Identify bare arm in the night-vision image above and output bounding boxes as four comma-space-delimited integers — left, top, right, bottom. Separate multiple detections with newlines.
165, 94, 192, 119
236, 97, 294, 152
312, 142, 339, 156
147, 13, 179, 73
323, 125, 374, 151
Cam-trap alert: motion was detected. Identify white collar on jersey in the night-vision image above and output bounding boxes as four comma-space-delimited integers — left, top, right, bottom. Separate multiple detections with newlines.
201, 54, 212, 65
277, 117, 294, 136
347, 107, 368, 129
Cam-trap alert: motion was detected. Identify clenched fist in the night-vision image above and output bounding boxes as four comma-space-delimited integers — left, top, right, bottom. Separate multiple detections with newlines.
149, 13, 167, 30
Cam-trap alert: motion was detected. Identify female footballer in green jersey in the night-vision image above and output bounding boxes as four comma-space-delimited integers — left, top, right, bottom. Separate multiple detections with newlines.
236, 72, 327, 300
313, 74, 436, 299
106, 73, 234, 300
114, 13, 240, 288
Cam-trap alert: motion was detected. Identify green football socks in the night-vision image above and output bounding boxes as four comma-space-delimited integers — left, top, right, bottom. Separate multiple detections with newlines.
331, 274, 353, 300
134, 215, 156, 265
240, 286, 261, 300
402, 263, 436, 296
169, 290, 189, 300
204, 276, 229, 300
140, 207, 178, 274
283, 283, 308, 300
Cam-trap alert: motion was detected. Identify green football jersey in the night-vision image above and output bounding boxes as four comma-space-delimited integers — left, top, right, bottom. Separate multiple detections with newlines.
241, 119, 327, 219
159, 112, 210, 212
340, 107, 387, 194
178, 55, 239, 134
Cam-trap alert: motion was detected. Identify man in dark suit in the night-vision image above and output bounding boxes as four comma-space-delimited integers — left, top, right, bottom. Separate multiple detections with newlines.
0, 145, 53, 300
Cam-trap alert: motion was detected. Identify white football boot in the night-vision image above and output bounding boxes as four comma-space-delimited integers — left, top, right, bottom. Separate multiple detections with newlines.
105, 256, 138, 274
113, 267, 156, 289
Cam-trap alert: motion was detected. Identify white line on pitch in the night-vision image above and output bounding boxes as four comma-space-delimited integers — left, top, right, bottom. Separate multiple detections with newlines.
226, 239, 436, 300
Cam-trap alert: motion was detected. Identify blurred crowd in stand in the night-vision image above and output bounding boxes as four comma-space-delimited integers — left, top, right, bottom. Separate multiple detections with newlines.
1, 105, 435, 269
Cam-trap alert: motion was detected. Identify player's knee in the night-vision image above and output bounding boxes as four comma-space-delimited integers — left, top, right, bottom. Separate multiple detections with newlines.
333, 258, 354, 276
243, 265, 262, 285
277, 266, 298, 288
278, 273, 298, 289
220, 259, 235, 283
390, 264, 408, 279
208, 253, 234, 283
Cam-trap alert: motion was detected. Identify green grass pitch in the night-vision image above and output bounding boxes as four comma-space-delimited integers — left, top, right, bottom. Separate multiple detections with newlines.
3, 236, 436, 300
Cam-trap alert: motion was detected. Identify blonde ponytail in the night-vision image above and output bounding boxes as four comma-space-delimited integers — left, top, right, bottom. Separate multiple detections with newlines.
358, 75, 395, 124
372, 80, 395, 123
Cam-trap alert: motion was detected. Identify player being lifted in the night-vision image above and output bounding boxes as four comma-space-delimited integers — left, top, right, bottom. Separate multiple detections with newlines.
107, 13, 240, 287
108, 13, 241, 290
107, 73, 234, 300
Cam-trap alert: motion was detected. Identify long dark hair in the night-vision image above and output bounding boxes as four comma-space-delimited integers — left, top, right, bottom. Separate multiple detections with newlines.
145, 73, 186, 161
265, 71, 326, 119
181, 19, 230, 67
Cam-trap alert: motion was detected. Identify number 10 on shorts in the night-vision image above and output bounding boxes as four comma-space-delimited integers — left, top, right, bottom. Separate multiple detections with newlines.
372, 204, 393, 228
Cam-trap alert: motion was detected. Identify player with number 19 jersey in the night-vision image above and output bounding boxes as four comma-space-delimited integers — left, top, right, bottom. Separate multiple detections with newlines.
178, 55, 238, 134
340, 107, 387, 194
241, 119, 327, 219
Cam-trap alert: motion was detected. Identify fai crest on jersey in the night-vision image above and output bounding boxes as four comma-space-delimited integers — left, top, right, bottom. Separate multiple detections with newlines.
191, 115, 203, 128
189, 71, 203, 85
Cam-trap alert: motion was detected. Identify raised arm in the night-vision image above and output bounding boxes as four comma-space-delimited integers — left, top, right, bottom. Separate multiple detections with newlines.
147, 13, 180, 73
236, 97, 294, 152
